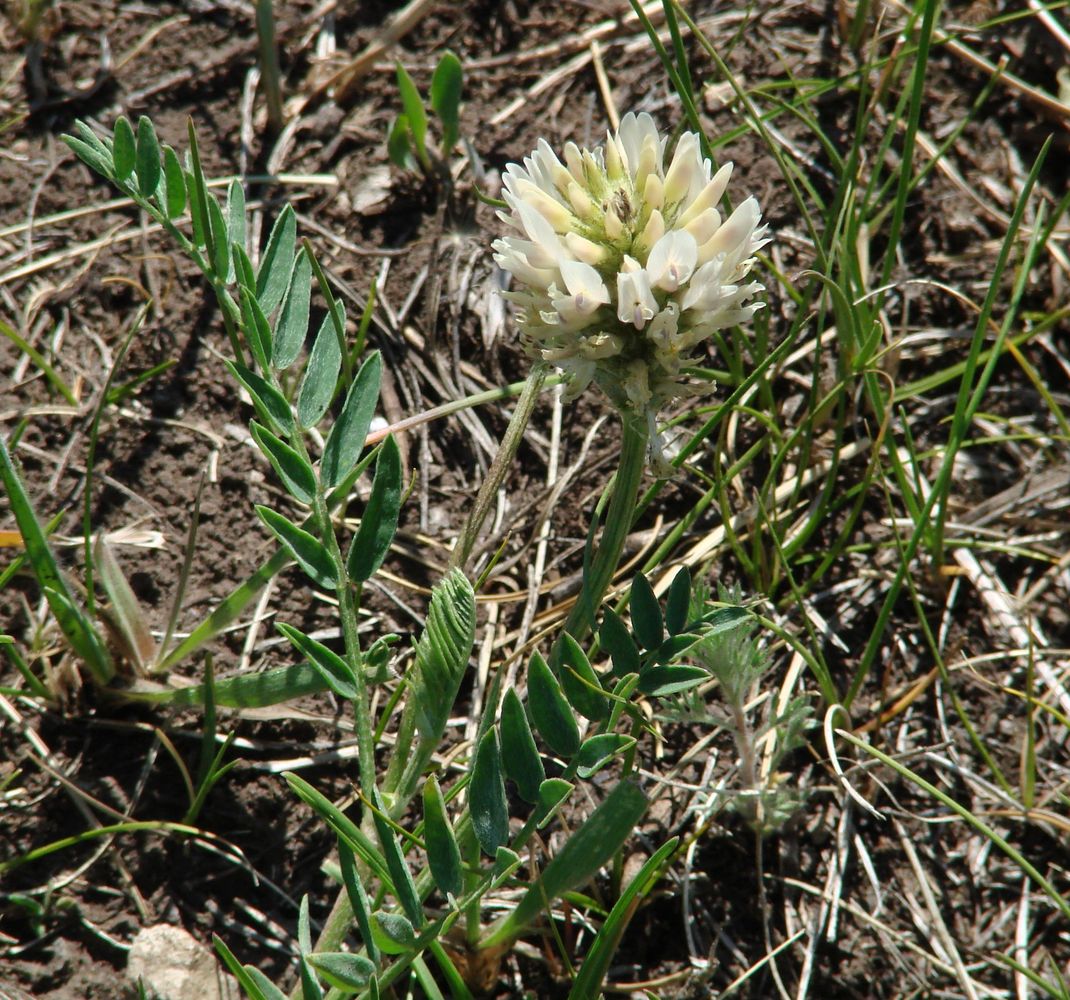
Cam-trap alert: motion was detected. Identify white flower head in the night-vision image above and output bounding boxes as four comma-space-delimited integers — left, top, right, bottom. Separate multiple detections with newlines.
493, 112, 769, 457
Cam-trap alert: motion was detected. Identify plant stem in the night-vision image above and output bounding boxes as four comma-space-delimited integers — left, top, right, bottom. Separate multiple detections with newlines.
558, 410, 649, 646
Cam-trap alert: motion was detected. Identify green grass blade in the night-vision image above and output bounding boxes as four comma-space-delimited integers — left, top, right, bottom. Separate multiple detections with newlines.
0, 438, 114, 684
567, 837, 677, 1000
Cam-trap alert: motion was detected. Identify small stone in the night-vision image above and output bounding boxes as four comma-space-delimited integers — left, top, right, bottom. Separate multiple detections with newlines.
126, 924, 238, 1000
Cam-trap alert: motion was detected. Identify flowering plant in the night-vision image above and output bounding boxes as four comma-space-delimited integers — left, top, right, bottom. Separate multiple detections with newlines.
493, 112, 769, 468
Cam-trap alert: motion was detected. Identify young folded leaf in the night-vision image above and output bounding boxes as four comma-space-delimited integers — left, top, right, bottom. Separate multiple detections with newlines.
226, 179, 246, 269
95, 535, 156, 673
161, 145, 186, 218
206, 193, 231, 282
470, 726, 508, 856
298, 954, 323, 1000
411, 570, 476, 744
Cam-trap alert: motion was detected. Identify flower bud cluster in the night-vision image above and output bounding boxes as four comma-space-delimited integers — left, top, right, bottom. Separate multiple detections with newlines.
493, 113, 769, 462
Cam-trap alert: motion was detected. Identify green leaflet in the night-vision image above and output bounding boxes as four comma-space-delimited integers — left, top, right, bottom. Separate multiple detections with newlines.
298, 309, 343, 428
557, 632, 609, 721
526, 650, 579, 758
225, 359, 293, 435
636, 664, 708, 697
499, 688, 544, 803
371, 788, 423, 927
411, 570, 476, 743
275, 623, 357, 700
272, 248, 312, 369
600, 606, 640, 678
629, 572, 663, 650
256, 204, 296, 315
395, 62, 428, 163
321, 351, 382, 487
430, 51, 462, 153
470, 727, 508, 856
254, 506, 335, 589
339, 840, 380, 966
134, 115, 161, 199
535, 778, 573, 829
249, 422, 316, 505
575, 733, 636, 779
346, 435, 402, 582
307, 952, 376, 990
112, 116, 135, 180
423, 776, 462, 899
373, 911, 416, 955
664, 565, 692, 635
285, 773, 392, 887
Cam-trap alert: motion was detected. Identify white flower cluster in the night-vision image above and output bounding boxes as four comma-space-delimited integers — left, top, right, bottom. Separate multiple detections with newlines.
493, 112, 769, 461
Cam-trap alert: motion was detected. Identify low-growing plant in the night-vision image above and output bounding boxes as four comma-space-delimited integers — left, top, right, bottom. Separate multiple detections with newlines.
0, 101, 811, 997
388, 51, 464, 179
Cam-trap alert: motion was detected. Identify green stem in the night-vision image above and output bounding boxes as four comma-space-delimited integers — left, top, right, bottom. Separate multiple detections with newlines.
448, 367, 547, 574
559, 411, 649, 646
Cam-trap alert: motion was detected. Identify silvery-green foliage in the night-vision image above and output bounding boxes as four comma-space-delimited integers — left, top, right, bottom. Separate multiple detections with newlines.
667, 580, 813, 832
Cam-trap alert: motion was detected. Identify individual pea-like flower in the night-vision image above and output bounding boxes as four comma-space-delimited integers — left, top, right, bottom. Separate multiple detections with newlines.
492, 112, 770, 470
